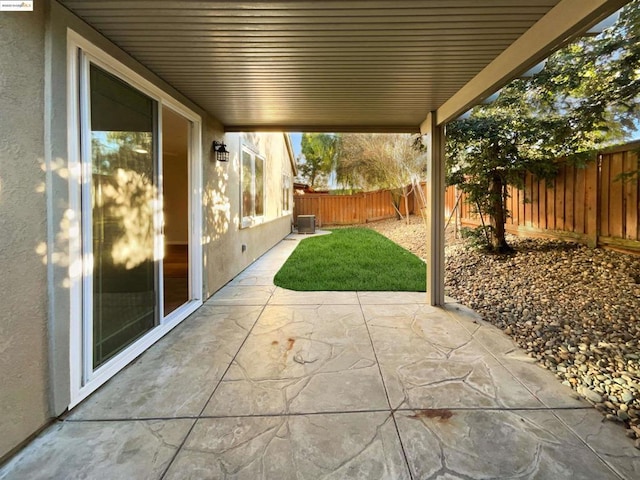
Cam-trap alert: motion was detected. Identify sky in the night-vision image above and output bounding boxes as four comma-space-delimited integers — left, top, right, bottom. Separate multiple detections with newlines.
289, 132, 302, 158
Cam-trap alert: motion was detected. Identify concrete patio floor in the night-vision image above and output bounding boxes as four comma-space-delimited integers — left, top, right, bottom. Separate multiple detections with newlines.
2, 234, 639, 479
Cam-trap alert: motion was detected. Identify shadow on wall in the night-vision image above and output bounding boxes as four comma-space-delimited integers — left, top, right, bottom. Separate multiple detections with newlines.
35, 156, 75, 289
203, 154, 234, 246
36, 155, 164, 286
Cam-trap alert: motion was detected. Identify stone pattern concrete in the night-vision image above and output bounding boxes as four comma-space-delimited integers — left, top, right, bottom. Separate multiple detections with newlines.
1, 235, 638, 479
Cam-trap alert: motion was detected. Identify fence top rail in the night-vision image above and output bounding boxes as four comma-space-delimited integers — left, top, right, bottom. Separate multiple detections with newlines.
598, 140, 640, 156
294, 189, 397, 199
295, 193, 363, 199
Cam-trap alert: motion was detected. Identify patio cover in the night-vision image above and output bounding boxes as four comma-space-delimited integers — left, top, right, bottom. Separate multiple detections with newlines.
58, 0, 629, 132
58, 0, 630, 303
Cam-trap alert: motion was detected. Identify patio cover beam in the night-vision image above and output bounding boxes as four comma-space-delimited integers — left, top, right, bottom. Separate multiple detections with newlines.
430, 0, 630, 127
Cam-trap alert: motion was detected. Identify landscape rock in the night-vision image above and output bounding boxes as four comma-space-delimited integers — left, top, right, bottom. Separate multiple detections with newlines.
579, 386, 604, 404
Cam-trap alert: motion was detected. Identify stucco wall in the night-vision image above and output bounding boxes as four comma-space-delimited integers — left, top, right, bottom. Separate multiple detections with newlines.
0, 4, 50, 460
0, 0, 294, 462
202, 131, 294, 296
44, 1, 226, 418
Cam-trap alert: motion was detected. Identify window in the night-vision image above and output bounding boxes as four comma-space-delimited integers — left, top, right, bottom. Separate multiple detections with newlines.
241, 147, 265, 226
282, 173, 292, 213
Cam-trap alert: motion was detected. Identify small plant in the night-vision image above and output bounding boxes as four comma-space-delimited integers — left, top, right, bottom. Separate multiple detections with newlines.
460, 226, 494, 250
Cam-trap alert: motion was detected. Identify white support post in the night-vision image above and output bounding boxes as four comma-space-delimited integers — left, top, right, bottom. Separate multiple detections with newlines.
421, 112, 446, 306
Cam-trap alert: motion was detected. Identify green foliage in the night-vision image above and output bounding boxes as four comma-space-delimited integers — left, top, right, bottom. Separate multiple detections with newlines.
460, 226, 493, 250
273, 228, 426, 291
447, 1, 640, 251
447, 107, 568, 252
533, 2, 640, 142
297, 133, 337, 188
617, 147, 640, 182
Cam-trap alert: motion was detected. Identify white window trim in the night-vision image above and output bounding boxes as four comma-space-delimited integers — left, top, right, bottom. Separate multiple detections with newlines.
240, 142, 266, 229
67, 29, 204, 408
282, 172, 292, 215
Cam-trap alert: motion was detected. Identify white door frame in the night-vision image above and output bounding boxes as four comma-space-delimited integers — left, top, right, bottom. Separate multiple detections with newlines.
67, 30, 203, 408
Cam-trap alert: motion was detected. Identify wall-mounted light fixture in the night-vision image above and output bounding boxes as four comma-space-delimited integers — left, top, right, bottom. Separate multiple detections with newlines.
212, 140, 229, 162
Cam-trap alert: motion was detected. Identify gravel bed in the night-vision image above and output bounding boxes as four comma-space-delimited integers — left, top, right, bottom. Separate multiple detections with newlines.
366, 215, 640, 446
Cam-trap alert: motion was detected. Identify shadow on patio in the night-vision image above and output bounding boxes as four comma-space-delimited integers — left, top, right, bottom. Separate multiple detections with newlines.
1, 234, 638, 479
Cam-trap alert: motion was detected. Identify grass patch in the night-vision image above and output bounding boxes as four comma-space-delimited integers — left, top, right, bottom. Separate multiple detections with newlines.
274, 228, 426, 291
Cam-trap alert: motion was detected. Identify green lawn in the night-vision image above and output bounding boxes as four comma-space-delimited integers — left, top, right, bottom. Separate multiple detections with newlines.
274, 228, 426, 291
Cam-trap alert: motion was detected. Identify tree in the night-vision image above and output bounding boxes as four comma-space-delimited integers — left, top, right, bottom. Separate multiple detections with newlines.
296, 133, 336, 188
447, 99, 573, 252
533, 1, 640, 140
334, 133, 426, 221
335, 133, 425, 190
447, 1, 640, 252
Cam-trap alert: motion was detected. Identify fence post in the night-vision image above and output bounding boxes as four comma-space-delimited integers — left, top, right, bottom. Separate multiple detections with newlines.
585, 157, 600, 248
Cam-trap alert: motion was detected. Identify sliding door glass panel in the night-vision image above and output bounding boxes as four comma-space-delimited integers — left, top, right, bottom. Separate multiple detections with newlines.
162, 106, 190, 315
90, 64, 158, 369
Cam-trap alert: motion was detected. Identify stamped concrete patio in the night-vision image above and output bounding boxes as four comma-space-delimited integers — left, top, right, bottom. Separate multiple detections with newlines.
2, 234, 639, 479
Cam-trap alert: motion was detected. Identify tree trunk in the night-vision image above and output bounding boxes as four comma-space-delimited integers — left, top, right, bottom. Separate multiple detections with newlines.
403, 186, 410, 225
489, 172, 512, 253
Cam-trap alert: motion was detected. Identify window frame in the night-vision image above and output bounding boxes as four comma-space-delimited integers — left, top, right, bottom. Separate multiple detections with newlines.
240, 144, 266, 228
282, 172, 292, 214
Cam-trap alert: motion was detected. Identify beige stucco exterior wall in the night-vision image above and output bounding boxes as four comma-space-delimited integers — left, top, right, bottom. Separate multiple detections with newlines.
0, 4, 50, 460
0, 0, 294, 462
202, 131, 294, 296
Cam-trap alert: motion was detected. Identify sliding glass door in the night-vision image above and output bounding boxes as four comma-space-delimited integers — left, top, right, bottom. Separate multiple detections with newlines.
88, 64, 159, 368
68, 34, 204, 406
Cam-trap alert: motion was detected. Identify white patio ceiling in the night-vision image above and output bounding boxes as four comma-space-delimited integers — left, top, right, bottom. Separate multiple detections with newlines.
59, 0, 629, 132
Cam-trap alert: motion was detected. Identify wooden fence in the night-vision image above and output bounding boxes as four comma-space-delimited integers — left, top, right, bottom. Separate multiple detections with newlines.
293, 142, 640, 252
294, 188, 411, 226
447, 142, 640, 252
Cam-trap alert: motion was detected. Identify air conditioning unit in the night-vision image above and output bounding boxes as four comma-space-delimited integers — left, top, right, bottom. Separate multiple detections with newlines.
297, 215, 316, 234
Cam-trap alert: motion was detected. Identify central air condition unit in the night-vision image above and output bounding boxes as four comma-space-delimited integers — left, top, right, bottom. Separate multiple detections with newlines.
297, 215, 316, 234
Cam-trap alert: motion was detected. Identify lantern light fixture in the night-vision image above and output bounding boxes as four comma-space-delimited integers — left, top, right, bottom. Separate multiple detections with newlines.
212, 140, 229, 162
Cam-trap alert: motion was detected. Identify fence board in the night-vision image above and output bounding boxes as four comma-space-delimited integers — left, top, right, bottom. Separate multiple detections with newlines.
600, 155, 611, 237
565, 165, 575, 233
555, 168, 565, 231
624, 152, 639, 241
532, 176, 540, 228
608, 152, 624, 239
524, 185, 529, 224
574, 166, 586, 235
507, 186, 517, 225
585, 161, 599, 246
543, 179, 550, 230
445, 186, 455, 219
518, 180, 525, 229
